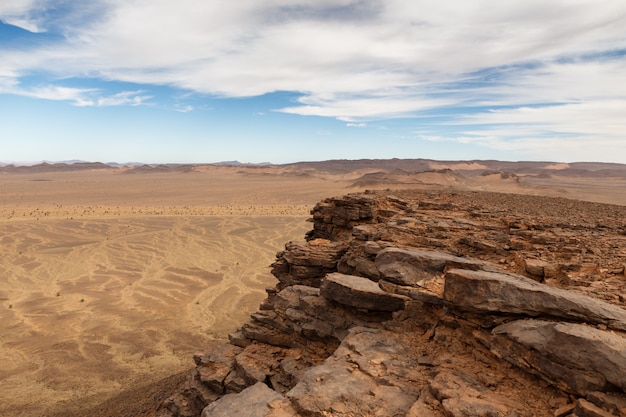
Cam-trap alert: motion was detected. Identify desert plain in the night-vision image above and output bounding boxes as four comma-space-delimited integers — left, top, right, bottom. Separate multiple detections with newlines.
0, 160, 625, 416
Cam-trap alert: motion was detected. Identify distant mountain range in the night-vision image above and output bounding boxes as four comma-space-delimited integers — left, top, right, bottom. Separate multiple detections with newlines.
1, 158, 626, 178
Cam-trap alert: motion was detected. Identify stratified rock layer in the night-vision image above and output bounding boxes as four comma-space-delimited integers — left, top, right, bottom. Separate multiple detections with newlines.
159, 190, 626, 417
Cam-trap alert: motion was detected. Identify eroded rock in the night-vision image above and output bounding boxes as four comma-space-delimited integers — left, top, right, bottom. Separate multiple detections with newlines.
488, 319, 626, 395
444, 268, 626, 331
201, 382, 292, 417
320, 272, 409, 311
160, 189, 626, 417
429, 371, 528, 417
286, 327, 420, 417
376, 247, 493, 286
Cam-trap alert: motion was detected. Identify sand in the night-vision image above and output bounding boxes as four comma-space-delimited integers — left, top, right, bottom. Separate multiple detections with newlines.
0, 168, 350, 416
0, 164, 623, 416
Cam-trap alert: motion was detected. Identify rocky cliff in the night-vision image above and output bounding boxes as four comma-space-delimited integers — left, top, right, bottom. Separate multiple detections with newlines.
158, 190, 626, 417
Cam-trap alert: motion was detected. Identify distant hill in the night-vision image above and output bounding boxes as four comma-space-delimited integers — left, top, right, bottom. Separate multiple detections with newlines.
2, 158, 626, 178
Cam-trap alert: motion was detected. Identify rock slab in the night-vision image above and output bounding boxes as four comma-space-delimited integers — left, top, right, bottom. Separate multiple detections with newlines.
444, 268, 626, 331
201, 382, 289, 417
286, 327, 420, 417
375, 247, 492, 286
490, 319, 626, 395
320, 272, 408, 311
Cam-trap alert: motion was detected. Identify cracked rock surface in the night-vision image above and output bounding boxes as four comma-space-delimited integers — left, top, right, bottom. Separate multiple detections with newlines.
159, 190, 626, 417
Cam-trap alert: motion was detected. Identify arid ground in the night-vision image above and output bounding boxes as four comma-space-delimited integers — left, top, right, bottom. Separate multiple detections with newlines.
0, 161, 624, 416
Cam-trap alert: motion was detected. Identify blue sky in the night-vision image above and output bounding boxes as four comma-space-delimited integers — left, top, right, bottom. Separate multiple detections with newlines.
1, 1, 626, 164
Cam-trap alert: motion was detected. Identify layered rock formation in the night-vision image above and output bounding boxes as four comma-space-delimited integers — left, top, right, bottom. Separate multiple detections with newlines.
159, 190, 626, 417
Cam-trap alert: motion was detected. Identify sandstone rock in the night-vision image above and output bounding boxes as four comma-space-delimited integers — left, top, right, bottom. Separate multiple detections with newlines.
524, 258, 549, 277
458, 236, 506, 255
228, 330, 251, 348
287, 327, 420, 417
241, 322, 299, 349
378, 279, 445, 305
489, 319, 626, 395
428, 371, 527, 417
223, 369, 248, 393
320, 272, 409, 311
201, 382, 291, 417
352, 224, 380, 241
574, 398, 616, 417
585, 391, 626, 416
405, 399, 442, 417
234, 344, 285, 386
553, 403, 576, 417
376, 247, 493, 287
268, 285, 388, 342
271, 239, 347, 289
308, 194, 380, 240
444, 269, 626, 331
160, 189, 626, 417
158, 373, 219, 417
194, 345, 242, 394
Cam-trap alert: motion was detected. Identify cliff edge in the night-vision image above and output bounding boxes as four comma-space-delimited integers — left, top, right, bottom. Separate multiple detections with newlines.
158, 189, 626, 417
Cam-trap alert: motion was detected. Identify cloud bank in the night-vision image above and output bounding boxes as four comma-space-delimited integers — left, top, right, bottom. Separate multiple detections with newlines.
1, 0, 626, 160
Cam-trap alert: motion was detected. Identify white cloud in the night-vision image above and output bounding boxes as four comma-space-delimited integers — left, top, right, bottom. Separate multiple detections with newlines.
94, 90, 152, 107
428, 99, 626, 162
0, 79, 151, 107
2, 0, 626, 159
12, 1, 625, 94
0, 0, 42, 32
17, 84, 97, 103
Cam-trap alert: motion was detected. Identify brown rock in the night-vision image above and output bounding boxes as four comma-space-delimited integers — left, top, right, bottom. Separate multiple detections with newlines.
405, 399, 442, 417
428, 371, 527, 417
271, 239, 348, 289
235, 344, 284, 385
201, 382, 291, 417
320, 273, 409, 311
378, 279, 445, 305
194, 345, 242, 394
375, 247, 492, 287
554, 403, 576, 417
585, 391, 626, 416
491, 319, 626, 395
574, 398, 616, 417
524, 258, 548, 277
286, 327, 419, 417
444, 268, 626, 331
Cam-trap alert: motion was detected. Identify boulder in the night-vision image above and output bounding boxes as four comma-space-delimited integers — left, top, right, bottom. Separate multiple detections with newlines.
194, 345, 242, 394
378, 279, 445, 305
201, 382, 294, 417
375, 247, 493, 287
286, 327, 420, 417
575, 398, 617, 417
320, 273, 409, 312
444, 268, 626, 331
428, 371, 527, 417
271, 239, 348, 289
234, 344, 285, 386
487, 319, 626, 395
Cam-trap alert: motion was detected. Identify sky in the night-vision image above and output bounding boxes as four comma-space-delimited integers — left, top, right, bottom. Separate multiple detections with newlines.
1, 1, 626, 164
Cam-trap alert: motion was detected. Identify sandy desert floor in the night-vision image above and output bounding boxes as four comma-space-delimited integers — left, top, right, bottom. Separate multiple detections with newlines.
0, 168, 351, 416
0, 164, 624, 416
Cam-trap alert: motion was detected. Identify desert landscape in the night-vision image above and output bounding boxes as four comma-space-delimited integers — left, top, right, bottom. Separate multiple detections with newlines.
1, 159, 626, 416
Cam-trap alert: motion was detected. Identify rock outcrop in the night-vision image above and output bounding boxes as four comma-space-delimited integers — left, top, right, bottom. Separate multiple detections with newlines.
159, 190, 626, 417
